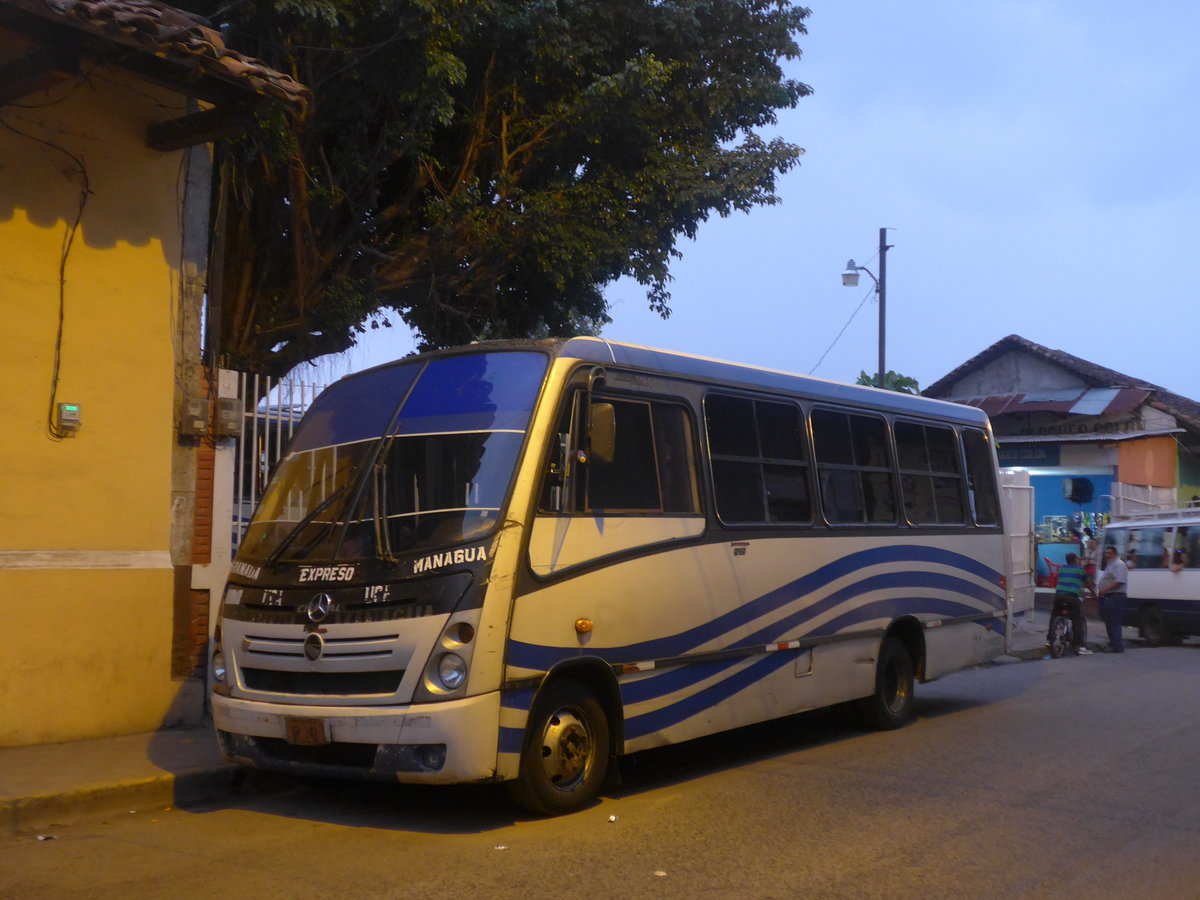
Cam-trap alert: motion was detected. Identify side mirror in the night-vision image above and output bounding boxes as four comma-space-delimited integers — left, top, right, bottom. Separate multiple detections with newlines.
588, 402, 616, 466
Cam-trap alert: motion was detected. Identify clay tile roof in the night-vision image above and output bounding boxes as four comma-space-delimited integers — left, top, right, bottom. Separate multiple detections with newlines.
4, 0, 308, 109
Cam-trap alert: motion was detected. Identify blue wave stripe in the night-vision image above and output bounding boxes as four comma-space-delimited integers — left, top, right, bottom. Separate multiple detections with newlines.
619, 592, 988, 705
817, 597, 1006, 639
496, 688, 536, 754
509, 547, 1003, 671
501, 688, 536, 712
623, 608, 1006, 740
749, 571, 996, 648
624, 652, 796, 740
498, 726, 524, 754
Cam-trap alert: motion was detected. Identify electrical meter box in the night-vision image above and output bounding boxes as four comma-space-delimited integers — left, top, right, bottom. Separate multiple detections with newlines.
56, 402, 82, 434
181, 397, 209, 437
214, 397, 244, 437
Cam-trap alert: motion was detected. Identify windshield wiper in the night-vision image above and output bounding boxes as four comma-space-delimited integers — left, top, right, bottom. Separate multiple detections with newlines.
264, 482, 352, 569
371, 458, 397, 563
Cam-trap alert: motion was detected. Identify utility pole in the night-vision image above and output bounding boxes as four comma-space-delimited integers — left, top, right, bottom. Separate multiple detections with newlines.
876, 227, 888, 389
842, 229, 893, 388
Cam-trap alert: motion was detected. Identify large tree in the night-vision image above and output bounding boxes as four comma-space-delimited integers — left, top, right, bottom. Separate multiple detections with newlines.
183, 0, 810, 376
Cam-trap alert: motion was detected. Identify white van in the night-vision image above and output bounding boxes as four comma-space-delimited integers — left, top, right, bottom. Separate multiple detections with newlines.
1104, 509, 1200, 644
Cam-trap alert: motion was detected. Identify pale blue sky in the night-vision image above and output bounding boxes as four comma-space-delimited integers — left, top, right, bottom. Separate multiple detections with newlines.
319, 0, 1200, 399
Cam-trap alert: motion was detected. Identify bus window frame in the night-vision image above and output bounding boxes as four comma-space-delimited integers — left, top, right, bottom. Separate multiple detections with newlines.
537, 385, 703, 519
702, 390, 815, 528
893, 417, 969, 527
810, 405, 899, 527
960, 426, 1001, 528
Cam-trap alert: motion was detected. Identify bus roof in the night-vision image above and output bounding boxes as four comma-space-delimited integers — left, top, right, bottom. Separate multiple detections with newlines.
349, 337, 991, 428
558, 337, 991, 427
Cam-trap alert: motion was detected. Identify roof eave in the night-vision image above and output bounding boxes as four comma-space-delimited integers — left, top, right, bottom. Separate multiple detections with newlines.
0, 0, 307, 149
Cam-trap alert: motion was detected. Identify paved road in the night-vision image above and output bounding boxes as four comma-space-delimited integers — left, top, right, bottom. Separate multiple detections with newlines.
5, 642, 1200, 899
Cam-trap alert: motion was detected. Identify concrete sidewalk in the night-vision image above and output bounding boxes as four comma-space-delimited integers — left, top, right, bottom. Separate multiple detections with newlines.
0, 724, 259, 835
0, 603, 1114, 835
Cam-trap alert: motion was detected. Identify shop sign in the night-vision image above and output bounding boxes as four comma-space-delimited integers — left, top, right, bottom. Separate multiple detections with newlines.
998, 444, 1060, 466
1015, 414, 1144, 438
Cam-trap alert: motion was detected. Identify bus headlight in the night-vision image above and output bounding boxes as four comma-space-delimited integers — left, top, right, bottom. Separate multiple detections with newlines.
416, 609, 481, 701
437, 653, 467, 690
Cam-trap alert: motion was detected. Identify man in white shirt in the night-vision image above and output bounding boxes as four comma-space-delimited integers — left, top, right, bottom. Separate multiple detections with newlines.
1096, 545, 1129, 653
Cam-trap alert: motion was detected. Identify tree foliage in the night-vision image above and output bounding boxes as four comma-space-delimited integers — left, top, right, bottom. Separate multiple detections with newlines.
856, 370, 921, 394
182, 0, 811, 376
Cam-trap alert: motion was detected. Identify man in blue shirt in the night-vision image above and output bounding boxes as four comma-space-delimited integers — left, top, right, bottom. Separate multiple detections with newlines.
1049, 552, 1092, 655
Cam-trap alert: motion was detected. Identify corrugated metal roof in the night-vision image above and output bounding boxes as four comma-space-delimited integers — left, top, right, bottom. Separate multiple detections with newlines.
962, 387, 1149, 418
1069, 388, 1121, 415
997, 430, 1184, 444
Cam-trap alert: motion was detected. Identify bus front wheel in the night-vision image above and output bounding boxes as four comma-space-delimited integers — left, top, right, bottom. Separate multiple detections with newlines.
857, 636, 914, 730
508, 678, 610, 816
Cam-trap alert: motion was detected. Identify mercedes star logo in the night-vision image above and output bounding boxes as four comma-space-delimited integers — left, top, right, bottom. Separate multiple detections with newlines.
305, 592, 333, 624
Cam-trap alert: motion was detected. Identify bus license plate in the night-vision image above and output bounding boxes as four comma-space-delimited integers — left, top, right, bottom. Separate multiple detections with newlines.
285, 717, 329, 746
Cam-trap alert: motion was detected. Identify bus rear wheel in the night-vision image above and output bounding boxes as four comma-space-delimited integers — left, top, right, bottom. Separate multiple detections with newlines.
507, 678, 609, 816
857, 636, 914, 730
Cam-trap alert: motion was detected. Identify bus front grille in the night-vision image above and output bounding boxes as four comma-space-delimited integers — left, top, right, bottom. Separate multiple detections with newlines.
242, 668, 405, 695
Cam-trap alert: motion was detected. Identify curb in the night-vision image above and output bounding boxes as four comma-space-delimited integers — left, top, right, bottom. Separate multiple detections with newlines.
5, 766, 248, 835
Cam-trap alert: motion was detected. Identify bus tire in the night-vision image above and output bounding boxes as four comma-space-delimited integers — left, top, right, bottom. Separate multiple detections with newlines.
857, 636, 914, 730
507, 678, 609, 816
1138, 606, 1173, 646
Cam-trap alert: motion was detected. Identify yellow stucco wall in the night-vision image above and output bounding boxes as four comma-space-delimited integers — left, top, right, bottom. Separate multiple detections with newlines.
0, 71, 192, 745
0, 570, 181, 744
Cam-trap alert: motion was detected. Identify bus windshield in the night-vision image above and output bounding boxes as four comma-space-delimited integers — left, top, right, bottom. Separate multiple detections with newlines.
238, 351, 548, 564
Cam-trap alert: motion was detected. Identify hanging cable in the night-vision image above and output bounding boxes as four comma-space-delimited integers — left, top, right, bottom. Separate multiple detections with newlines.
0, 113, 91, 440
808, 282, 875, 376
809, 249, 882, 376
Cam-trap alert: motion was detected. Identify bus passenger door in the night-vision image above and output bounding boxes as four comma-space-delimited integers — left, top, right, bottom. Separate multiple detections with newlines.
518, 392, 749, 745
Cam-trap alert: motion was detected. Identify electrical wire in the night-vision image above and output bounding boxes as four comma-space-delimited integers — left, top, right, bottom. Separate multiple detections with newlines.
808, 282, 875, 376
808, 250, 881, 376
0, 112, 91, 440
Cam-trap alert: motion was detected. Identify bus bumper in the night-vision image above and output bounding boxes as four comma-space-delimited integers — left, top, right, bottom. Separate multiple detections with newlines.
211, 691, 502, 785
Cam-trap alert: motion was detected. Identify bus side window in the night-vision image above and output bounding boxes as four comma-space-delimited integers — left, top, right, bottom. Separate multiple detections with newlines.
545, 396, 699, 516
704, 393, 810, 525
586, 399, 699, 514
811, 408, 895, 525
895, 420, 966, 525
584, 400, 657, 511
652, 404, 701, 514
961, 428, 999, 526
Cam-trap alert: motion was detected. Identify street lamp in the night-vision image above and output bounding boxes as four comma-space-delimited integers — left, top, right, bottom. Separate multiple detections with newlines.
842, 228, 892, 388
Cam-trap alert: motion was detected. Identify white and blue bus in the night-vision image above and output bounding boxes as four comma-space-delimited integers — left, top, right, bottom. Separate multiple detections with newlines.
212, 338, 1010, 814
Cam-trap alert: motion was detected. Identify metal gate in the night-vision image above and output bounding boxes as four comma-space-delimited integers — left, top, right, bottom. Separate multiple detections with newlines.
229, 370, 327, 552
